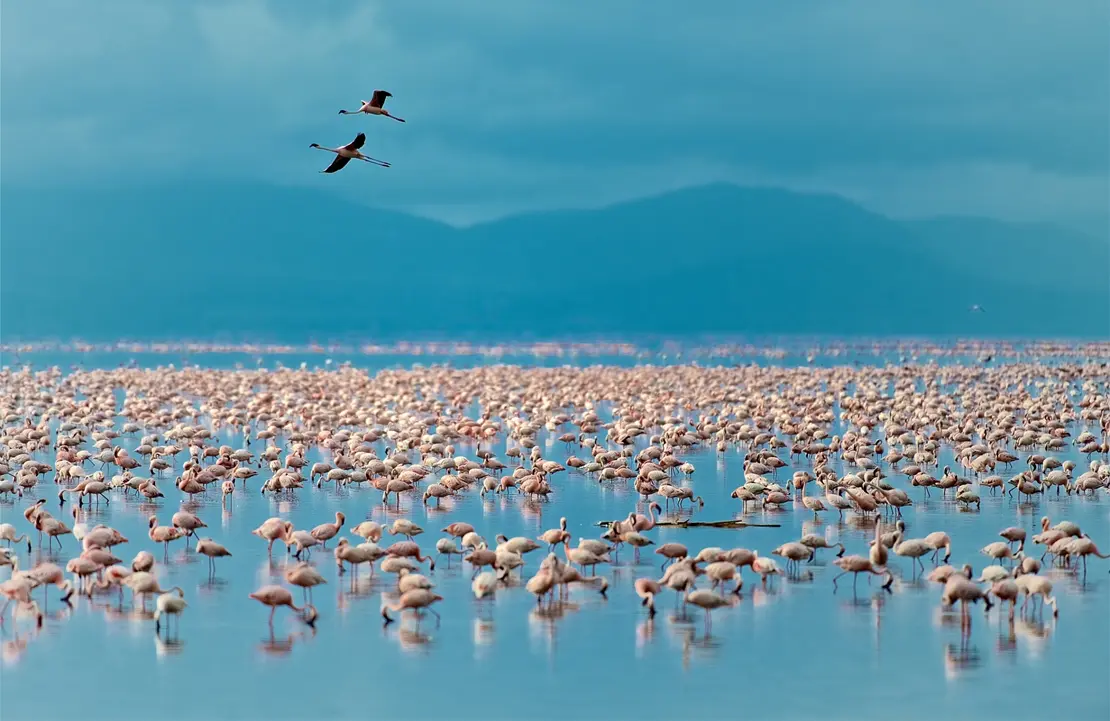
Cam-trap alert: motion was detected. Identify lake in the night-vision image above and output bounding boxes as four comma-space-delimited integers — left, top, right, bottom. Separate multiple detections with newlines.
1, 344, 1108, 721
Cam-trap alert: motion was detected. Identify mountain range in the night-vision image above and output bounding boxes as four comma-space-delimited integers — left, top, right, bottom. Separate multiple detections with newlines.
1, 182, 1106, 341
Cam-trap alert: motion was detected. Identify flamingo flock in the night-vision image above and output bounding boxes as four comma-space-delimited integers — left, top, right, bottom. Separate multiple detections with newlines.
0, 342, 1108, 655
310, 88, 403, 173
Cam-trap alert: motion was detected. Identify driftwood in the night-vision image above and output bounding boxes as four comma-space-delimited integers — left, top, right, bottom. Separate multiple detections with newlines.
595, 519, 780, 529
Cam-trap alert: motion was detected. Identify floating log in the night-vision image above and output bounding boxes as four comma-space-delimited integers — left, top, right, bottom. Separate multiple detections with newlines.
595, 519, 780, 529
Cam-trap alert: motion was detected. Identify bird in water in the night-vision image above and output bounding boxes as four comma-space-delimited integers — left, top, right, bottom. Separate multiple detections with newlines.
153, 588, 187, 637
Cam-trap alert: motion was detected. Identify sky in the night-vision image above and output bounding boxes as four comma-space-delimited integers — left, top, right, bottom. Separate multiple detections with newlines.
2, 1, 1108, 227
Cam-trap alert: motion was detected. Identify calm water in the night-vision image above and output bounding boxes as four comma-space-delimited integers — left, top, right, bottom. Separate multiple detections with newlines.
1, 352, 1108, 721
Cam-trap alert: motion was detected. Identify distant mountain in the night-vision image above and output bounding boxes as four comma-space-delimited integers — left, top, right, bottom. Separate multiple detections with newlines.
904, 215, 1108, 291
1050, 212, 1109, 240
2, 182, 1106, 340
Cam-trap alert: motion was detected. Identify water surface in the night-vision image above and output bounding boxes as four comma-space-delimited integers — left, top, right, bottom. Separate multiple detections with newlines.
0, 351, 1107, 721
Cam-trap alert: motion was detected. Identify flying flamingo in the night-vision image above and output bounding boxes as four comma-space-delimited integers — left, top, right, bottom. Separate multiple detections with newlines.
338, 90, 406, 122
309, 133, 390, 173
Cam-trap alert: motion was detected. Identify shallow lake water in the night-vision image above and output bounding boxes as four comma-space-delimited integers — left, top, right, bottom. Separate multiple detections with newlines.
1, 350, 1108, 721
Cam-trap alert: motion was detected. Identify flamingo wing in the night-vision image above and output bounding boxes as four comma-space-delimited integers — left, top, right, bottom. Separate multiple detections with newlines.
370, 90, 391, 108
345, 132, 367, 150
322, 155, 352, 174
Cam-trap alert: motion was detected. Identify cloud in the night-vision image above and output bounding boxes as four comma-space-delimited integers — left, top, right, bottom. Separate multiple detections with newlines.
2, 1, 1107, 225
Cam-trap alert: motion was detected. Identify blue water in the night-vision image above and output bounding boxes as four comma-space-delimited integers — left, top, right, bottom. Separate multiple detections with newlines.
1, 351, 1108, 721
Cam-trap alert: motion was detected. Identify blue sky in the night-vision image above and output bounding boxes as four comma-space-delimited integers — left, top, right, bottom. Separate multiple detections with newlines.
2, 1, 1107, 225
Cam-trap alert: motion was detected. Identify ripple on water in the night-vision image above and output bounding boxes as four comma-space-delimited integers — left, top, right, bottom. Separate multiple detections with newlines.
0, 346, 1108, 721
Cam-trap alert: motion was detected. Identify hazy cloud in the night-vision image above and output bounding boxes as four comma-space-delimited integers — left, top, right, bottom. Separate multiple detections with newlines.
2, 1, 1107, 225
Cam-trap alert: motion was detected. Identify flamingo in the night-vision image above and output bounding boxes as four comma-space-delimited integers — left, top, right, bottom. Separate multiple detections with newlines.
799, 534, 844, 561
338, 90, 406, 122
703, 561, 743, 595
195, 538, 231, 576
999, 526, 1026, 553
171, 511, 207, 543
310, 512, 345, 549
435, 538, 465, 568
252, 518, 292, 555
148, 516, 184, 557
388, 519, 423, 540
551, 564, 608, 599
525, 569, 558, 606
684, 587, 733, 632
1067, 537, 1110, 574
352, 521, 385, 543
654, 543, 688, 571
249, 585, 317, 627
1014, 572, 1058, 617
339, 539, 388, 577
309, 133, 390, 173
153, 588, 187, 636
1, 574, 43, 626
441, 522, 475, 539
124, 573, 171, 611
0, 523, 31, 552
635, 578, 662, 616
629, 502, 664, 532
538, 517, 570, 551
284, 563, 327, 604
832, 555, 893, 593
472, 571, 499, 600
940, 574, 993, 628
385, 540, 436, 570
91, 565, 133, 605
381, 588, 443, 625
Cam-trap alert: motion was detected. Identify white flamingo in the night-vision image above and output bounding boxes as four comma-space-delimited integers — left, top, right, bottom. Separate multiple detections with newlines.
309, 133, 390, 173
338, 90, 406, 122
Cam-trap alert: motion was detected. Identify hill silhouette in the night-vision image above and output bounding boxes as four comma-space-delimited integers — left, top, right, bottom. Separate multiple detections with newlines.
2, 182, 1105, 340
